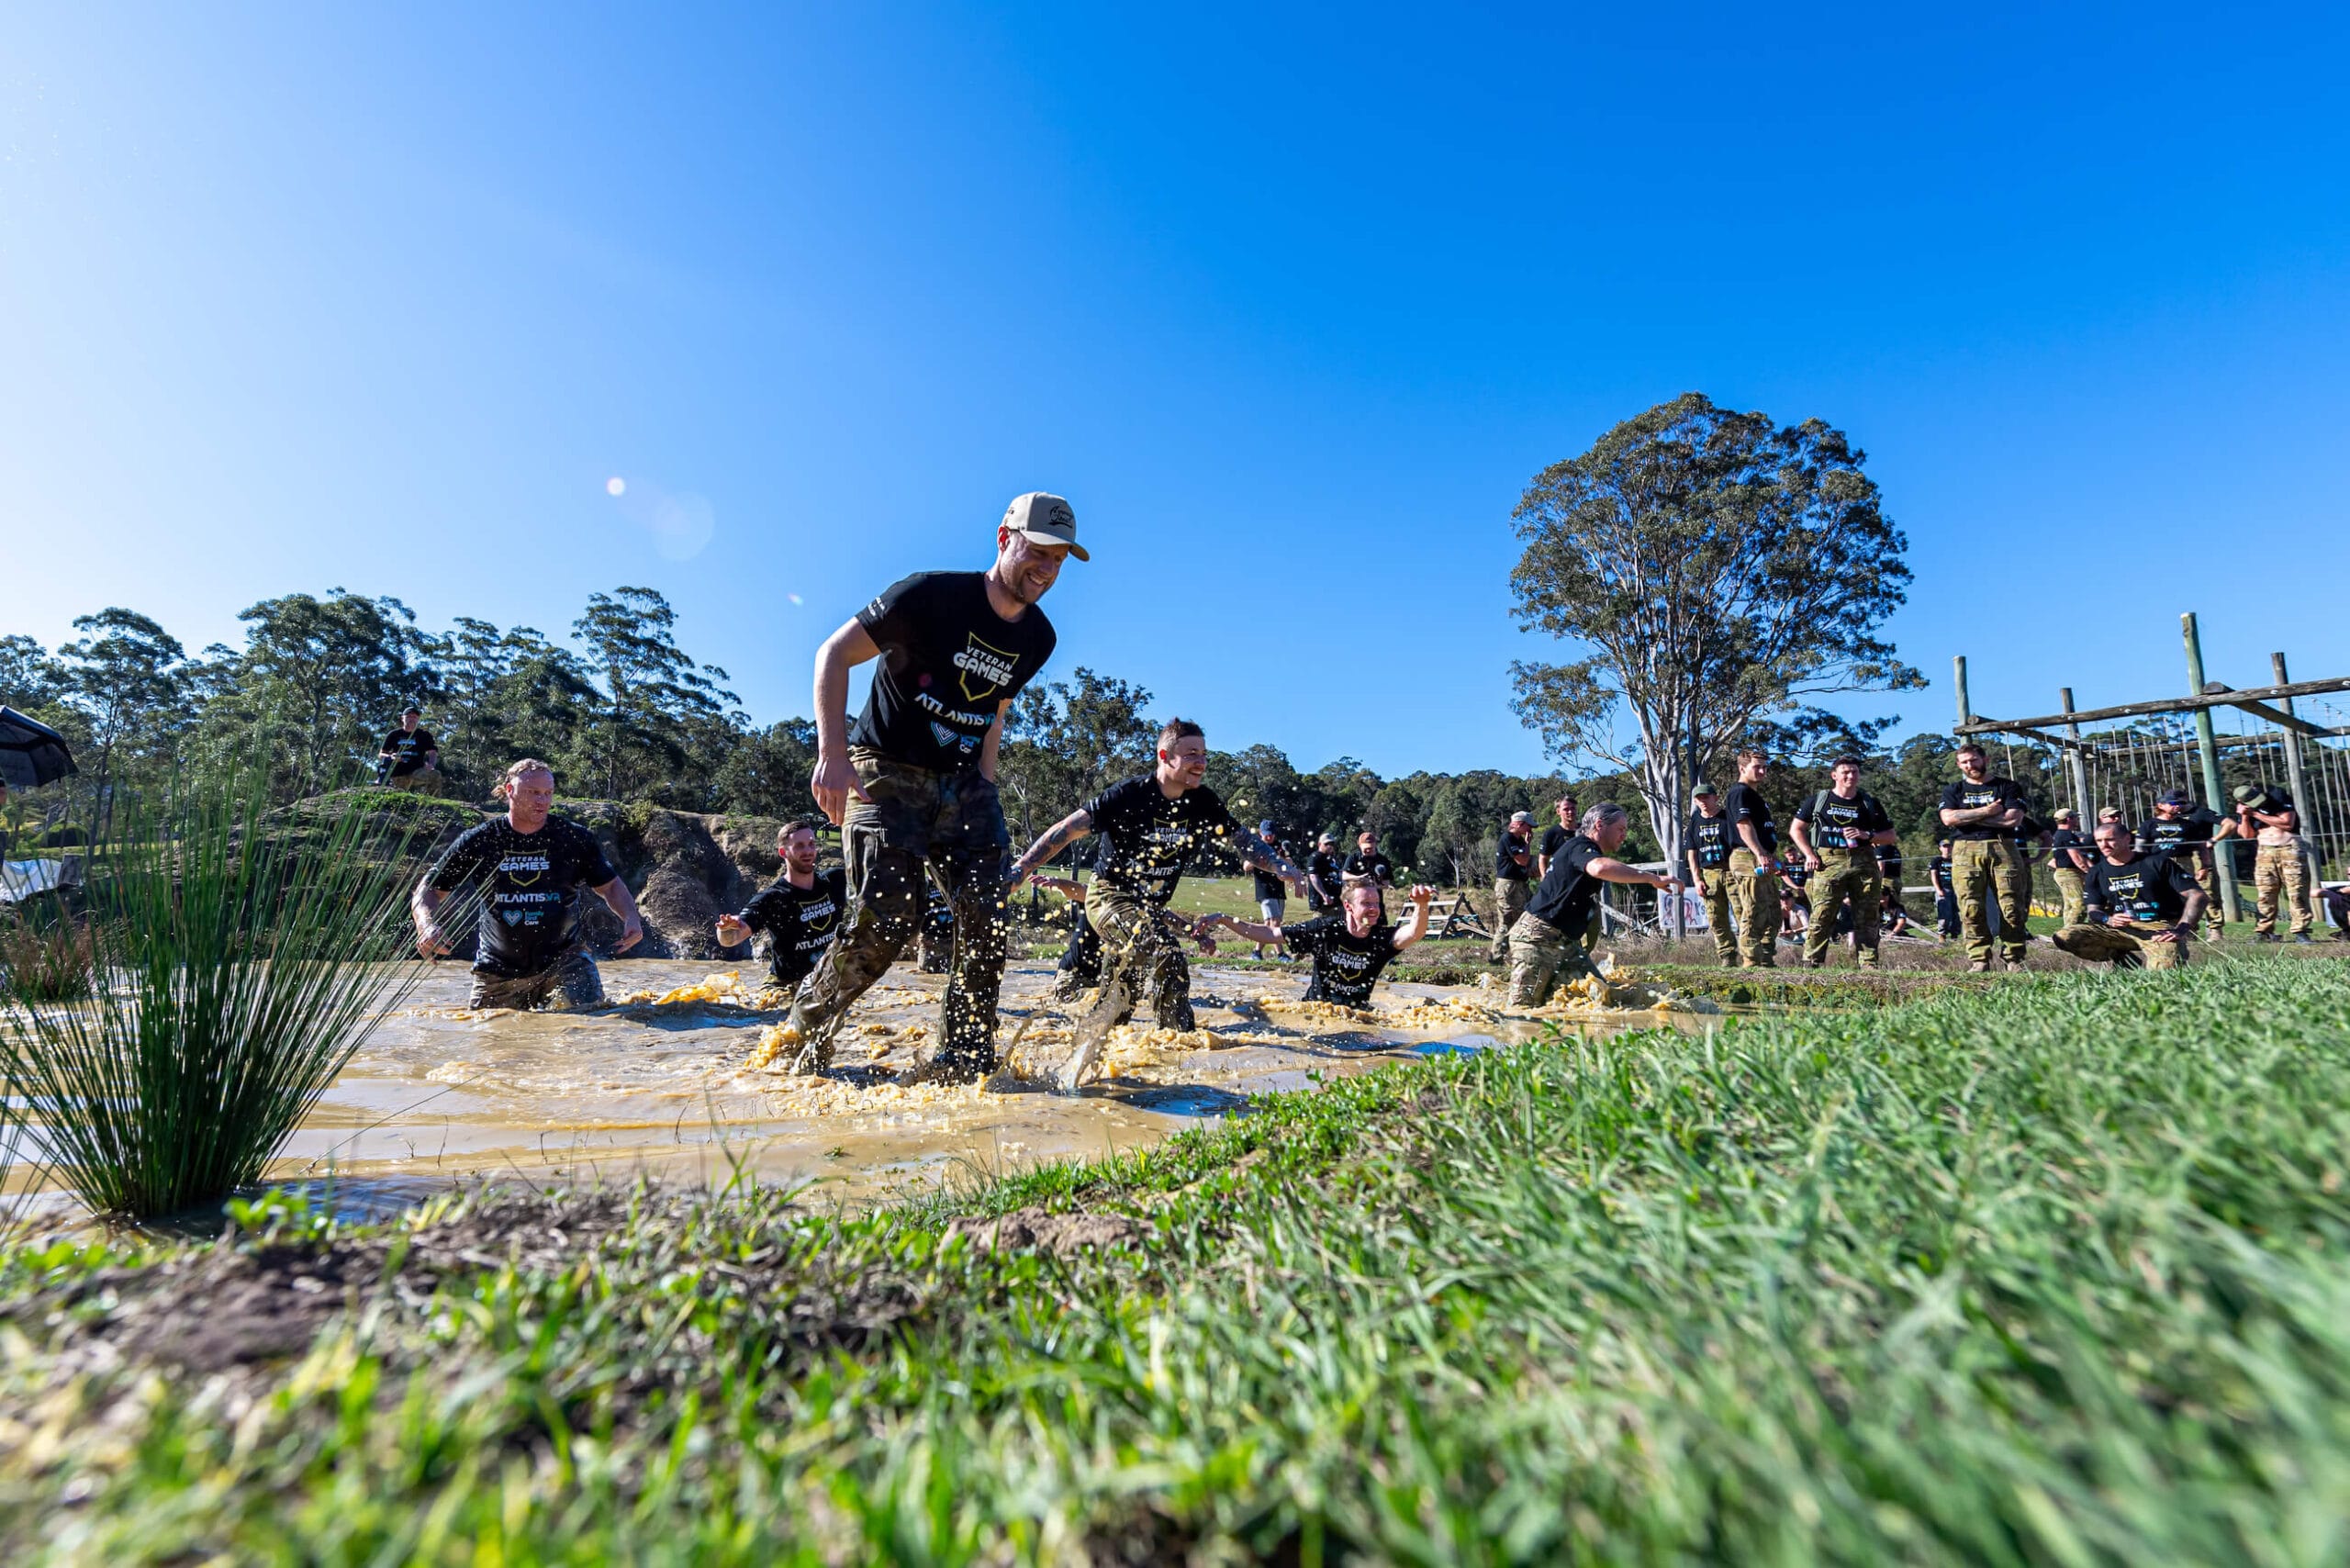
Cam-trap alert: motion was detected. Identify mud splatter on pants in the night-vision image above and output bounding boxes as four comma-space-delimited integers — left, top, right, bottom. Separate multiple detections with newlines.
791, 748, 1010, 1074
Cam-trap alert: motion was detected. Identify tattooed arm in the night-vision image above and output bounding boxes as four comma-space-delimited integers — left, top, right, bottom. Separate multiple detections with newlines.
1230, 827, 1309, 890
1007, 808, 1094, 891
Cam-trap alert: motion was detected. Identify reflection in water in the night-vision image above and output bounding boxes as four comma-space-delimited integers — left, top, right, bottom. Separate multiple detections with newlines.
6, 960, 1704, 1218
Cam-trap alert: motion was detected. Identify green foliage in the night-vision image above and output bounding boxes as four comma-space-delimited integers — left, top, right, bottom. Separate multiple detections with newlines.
10, 963, 2350, 1560
998, 666, 1159, 850
0, 778, 427, 1218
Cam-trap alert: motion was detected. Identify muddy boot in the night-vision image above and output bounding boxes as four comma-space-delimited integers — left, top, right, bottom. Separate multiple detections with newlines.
1160, 997, 1196, 1032
1061, 975, 1131, 1093
899, 1051, 982, 1087
780, 1006, 834, 1074
1967, 960, 1990, 973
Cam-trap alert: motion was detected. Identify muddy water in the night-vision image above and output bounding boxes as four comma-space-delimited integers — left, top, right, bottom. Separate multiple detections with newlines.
16, 958, 1706, 1219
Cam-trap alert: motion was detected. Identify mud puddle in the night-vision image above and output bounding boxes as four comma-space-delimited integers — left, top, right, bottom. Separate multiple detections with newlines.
7, 958, 1710, 1221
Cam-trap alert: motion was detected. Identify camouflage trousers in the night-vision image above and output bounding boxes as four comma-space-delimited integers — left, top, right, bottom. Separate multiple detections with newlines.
1696, 866, 1736, 964
1088, 890, 1195, 1028
791, 749, 1011, 1072
2255, 843, 2313, 936
1489, 878, 1531, 966
467, 949, 603, 1011
1952, 839, 2031, 967
2052, 868, 2087, 929
1802, 851, 1881, 968
1725, 849, 1778, 968
1508, 912, 1604, 1007
2052, 922, 2193, 970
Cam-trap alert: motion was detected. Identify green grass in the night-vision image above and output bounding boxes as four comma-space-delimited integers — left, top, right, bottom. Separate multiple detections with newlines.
6, 960, 2350, 1562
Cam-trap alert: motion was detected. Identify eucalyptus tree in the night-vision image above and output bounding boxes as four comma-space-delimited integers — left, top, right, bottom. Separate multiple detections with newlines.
571, 588, 740, 802
1509, 393, 1922, 890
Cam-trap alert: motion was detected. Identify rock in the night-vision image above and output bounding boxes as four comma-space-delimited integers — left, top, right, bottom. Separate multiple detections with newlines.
633, 865, 723, 959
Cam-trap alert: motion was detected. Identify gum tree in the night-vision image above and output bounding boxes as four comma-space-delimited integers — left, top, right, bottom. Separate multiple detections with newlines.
1508, 394, 1922, 917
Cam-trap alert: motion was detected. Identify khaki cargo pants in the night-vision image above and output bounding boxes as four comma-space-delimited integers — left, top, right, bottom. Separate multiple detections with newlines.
1802, 849, 1882, 968
791, 748, 1011, 1073
1952, 838, 2031, 968
2052, 921, 2193, 970
1088, 889, 1195, 1029
1489, 877, 1531, 965
1508, 912, 1604, 1007
1696, 866, 1736, 964
2052, 868, 2087, 929
2255, 843, 2313, 936
468, 949, 604, 1011
1725, 849, 1779, 968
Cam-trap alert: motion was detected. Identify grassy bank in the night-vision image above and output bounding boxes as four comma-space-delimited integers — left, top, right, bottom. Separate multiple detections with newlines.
7, 961, 2350, 1562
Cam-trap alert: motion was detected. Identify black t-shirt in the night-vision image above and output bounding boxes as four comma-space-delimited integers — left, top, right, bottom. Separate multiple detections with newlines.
1686, 811, 1731, 871
2137, 807, 2221, 866
735, 868, 848, 988
1526, 833, 1607, 933
427, 817, 619, 978
1794, 789, 1892, 853
1081, 776, 1243, 904
847, 571, 1056, 770
1782, 862, 1810, 891
1930, 853, 1953, 892
380, 727, 437, 777
1539, 823, 1571, 864
1724, 782, 1777, 855
2049, 828, 2091, 875
1494, 834, 1535, 881
1282, 913, 1400, 1008
1343, 850, 1396, 886
1939, 777, 2024, 842
2085, 852, 2199, 924
1875, 842, 1906, 879
1305, 851, 1343, 909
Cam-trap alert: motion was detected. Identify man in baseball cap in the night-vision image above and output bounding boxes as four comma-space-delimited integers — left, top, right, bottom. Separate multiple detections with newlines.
1491, 810, 1539, 966
1002, 492, 1088, 560
1686, 782, 1736, 965
2140, 786, 2226, 941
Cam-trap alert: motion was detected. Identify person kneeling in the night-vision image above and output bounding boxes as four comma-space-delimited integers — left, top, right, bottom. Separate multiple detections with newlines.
1508, 802, 1683, 1006
2050, 823, 2208, 971
1204, 879, 1435, 1010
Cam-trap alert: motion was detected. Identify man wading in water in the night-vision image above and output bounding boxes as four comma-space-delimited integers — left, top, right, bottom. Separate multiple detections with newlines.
413, 759, 645, 1009
1507, 802, 1684, 1005
715, 818, 846, 1002
1203, 879, 1438, 1011
786, 492, 1083, 1081
1009, 719, 1308, 1088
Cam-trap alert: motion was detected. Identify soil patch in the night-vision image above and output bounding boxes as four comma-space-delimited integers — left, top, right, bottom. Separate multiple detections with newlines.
944, 1205, 1146, 1260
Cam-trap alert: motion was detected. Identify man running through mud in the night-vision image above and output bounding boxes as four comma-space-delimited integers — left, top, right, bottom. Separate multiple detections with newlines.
1009, 719, 1308, 1078
788, 492, 1084, 1081
413, 759, 645, 1009
715, 818, 846, 1002
1203, 879, 1437, 1011
2051, 822, 2209, 970
1508, 801, 1684, 1006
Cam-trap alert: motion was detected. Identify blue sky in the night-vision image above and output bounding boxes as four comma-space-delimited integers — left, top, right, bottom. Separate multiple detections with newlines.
6, 4, 2347, 778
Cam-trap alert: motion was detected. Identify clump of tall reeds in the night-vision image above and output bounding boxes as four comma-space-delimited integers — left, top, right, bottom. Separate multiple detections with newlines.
0, 912, 94, 1003
0, 781, 425, 1218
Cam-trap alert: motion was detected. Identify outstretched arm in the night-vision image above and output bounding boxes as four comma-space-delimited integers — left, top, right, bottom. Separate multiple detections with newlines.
1391, 885, 1436, 953
1590, 855, 1684, 893
1201, 911, 1283, 946
591, 876, 646, 953
1232, 829, 1309, 890
1007, 808, 1095, 890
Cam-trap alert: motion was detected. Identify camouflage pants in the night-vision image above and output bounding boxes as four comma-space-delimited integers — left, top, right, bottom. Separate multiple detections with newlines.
1802, 851, 1881, 968
2255, 843, 2313, 935
1088, 890, 1193, 1028
1508, 912, 1604, 1007
791, 749, 1011, 1072
1725, 849, 1778, 968
2188, 859, 2226, 939
468, 949, 604, 1011
1489, 878, 1531, 965
1952, 839, 2031, 967
2052, 922, 2193, 970
1696, 866, 1736, 964
2052, 868, 2087, 929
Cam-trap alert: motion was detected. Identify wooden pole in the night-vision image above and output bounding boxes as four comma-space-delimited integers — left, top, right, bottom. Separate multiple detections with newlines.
2273, 651, 2320, 901
1953, 655, 1972, 731
2182, 613, 2241, 922
2061, 688, 2090, 822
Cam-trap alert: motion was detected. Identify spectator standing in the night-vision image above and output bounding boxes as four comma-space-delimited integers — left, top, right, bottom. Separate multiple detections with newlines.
2232, 782, 2313, 942
1722, 749, 1782, 969
1344, 829, 1396, 916
1537, 793, 1579, 878
1304, 833, 1344, 913
2048, 808, 2093, 928
1938, 742, 2031, 972
1684, 783, 1735, 966
1249, 819, 1291, 959
376, 708, 440, 792
1490, 811, 1537, 967
1788, 756, 1897, 969
1930, 836, 1959, 937
2136, 789, 2228, 943
2051, 822, 2209, 970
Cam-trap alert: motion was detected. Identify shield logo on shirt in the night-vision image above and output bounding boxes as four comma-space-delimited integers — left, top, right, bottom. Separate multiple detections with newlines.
953, 633, 1019, 702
